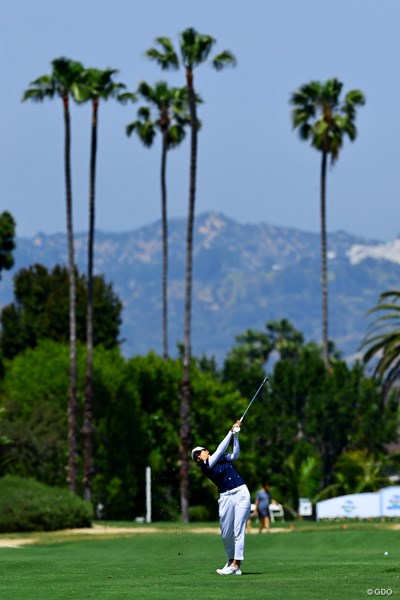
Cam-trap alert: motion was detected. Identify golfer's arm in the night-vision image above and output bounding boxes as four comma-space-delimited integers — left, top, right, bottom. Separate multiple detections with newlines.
227, 434, 240, 462
208, 430, 233, 468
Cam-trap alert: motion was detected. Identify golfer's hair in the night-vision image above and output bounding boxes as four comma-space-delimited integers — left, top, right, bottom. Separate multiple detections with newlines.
193, 450, 203, 461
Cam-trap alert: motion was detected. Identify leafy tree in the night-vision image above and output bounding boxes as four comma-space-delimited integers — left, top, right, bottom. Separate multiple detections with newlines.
302, 352, 397, 485
127, 81, 191, 360
0, 336, 396, 519
0, 341, 147, 517
0, 407, 10, 447
317, 449, 393, 500
90, 347, 147, 519
244, 341, 398, 493
361, 289, 400, 398
0, 212, 16, 278
22, 57, 87, 491
124, 352, 182, 519
146, 28, 236, 521
94, 351, 244, 520
0, 341, 72, 485
283, 443, 322, 515
265, 319, 304, 361
290, 79, 365, 366
222, 319, 304, 397
0, 264, 122, 359
74, 66, 131, 503
222, 344, 266, 400
221, 321, 398, 495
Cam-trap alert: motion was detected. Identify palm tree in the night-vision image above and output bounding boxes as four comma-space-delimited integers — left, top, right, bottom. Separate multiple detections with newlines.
75, 67, 131, 501
284, 452, 322, 515
22, 57, 86, 492
361, 290, 400, 397
127, 81, 191, 361
146, 28, 236, 522
265, 319, 304, 361
290, 79, 365, 366
316, 450, 391, 499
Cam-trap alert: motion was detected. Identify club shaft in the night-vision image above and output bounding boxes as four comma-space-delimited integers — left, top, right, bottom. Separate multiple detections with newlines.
239, 376, 269, 422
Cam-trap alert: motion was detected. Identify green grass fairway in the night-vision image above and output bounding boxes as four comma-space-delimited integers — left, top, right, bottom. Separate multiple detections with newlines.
0, 523, 399, 599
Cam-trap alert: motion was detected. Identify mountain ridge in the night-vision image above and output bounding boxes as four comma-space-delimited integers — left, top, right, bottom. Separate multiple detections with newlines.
1, 212, 399, 363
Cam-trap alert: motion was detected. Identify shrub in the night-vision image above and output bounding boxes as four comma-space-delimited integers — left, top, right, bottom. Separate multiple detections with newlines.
0, 475, 93, 532
188, 504, 212, 522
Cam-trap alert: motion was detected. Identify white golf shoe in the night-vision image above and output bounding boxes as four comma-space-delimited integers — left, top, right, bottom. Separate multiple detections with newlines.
216, 564, 242, 575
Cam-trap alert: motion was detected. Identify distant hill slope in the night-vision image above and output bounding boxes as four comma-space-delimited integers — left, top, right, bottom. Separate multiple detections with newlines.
1, 212, 399, 363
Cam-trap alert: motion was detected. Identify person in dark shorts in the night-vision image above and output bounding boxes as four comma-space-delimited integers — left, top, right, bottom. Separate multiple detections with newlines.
255, 481, 272, 533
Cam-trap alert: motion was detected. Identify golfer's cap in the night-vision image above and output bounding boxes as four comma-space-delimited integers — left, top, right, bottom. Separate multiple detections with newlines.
191, 446, 205, 460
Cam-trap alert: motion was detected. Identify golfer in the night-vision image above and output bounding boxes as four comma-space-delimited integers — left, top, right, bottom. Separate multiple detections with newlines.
191, 421, 251, 575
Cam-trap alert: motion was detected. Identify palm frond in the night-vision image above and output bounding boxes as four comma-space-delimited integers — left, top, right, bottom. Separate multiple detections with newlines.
22, 73, 57, 102
370, 352, 399, 384
126, 121, 139, 137
290, 78, 365, 162
137, 106, 151, 120
345, 89, 366, 107
167, 124, 187, 147
126, 117, 155, 147
212, 50, 237, 71
180, 28, 215, 68
379, 290, 400, 299
117, 92, 137, 105
52, 57, 85, 88
145, 37, 179, 70
137, 81, 156, 102
154, 37, 177, 56
298, 122, 312, 140
367, 302, 400, 316
70, 82, 91, 103
316, 78, 342, 108
361, 289, 400, 392
22, 88, 54, 102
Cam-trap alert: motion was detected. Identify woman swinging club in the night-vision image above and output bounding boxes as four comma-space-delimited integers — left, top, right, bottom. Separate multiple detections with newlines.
191, 420, 251, 575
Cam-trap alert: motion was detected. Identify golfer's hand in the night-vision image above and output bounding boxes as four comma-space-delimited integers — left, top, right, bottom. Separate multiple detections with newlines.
231, 420, 241, 433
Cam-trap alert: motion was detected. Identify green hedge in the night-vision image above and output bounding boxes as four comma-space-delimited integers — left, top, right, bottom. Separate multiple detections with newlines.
188, 504, 213, 522
0, 475, 93, 532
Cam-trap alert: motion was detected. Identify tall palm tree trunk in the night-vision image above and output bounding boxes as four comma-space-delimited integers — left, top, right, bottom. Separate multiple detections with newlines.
83, 97, 98, 501
320, 150, 329, 367
161, 127, 169, 360
180, 68, 197, 523
63, 90, 78, 493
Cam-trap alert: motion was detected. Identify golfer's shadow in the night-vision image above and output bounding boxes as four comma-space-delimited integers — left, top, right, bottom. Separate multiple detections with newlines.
214, 571, 263, 576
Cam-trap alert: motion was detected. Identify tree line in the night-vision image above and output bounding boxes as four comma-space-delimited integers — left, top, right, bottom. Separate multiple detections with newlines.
0, 259, 398, 518
0, 290, 398, 519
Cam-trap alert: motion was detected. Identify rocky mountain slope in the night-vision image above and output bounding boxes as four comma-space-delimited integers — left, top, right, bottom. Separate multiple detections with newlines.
1, 212, 399, 363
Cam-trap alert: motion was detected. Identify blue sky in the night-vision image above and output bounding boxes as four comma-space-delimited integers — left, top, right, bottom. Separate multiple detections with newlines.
1, 0, 399, 240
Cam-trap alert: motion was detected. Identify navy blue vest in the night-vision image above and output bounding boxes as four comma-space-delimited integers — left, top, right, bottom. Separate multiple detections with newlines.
201, 454, 245, 493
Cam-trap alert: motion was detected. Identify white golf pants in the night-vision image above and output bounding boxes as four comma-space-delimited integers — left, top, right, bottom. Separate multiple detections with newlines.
218, 484, 251, 561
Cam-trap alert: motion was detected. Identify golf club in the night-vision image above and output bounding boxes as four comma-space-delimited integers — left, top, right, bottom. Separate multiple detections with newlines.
233, 376, 269, 432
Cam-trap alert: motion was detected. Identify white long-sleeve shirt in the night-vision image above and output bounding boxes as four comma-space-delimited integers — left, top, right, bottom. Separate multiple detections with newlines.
208, 430, 240, 468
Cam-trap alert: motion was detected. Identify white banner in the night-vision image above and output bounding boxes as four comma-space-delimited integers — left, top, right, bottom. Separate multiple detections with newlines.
317, 493, 380, 520
380, 486, 400, 517
317, 486, 400, 519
